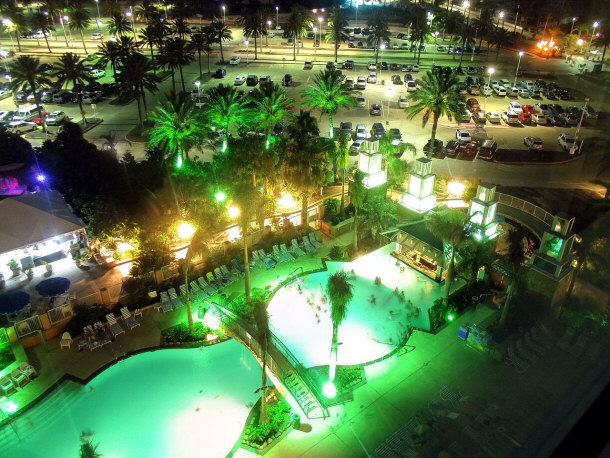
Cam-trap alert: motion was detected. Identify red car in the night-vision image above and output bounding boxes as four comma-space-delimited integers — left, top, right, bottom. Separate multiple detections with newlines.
521, 104, 536, 115
518, 112, 532, 124
462, 141, 478, 158
466, 98, 480, 111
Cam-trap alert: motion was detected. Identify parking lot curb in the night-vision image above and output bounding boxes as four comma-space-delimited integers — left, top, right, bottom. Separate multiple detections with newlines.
493, 154, 583, 166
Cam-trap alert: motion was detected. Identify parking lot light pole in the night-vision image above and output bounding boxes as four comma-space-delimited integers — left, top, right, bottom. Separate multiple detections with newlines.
484, 67, 494, 111
589, 21, 599, 53
267, 20, 271, 46
570, 17, 577, 38
194, 80, 201, 97
513, 50, 524, 86
385, 86, 394, 125
221, 5, 226, 23
313, 26, 317, 60
244, 40, 249, 64
94, 0, 102, 33
379, 43, 386, 78
355, 2, 359, 28
572, 97, 590, 154
275, 6, 279, 28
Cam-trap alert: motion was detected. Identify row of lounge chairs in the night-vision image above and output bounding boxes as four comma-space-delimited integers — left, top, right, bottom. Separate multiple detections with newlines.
506, 324, 556, 373
62, 308, 140, 351
0, 362, 37, 395
251, 233, 323, 269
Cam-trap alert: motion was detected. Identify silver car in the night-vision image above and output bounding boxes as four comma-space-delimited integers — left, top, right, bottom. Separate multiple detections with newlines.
355, 123, 367, 139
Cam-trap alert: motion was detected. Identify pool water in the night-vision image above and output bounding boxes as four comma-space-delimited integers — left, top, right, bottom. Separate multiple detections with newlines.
0, 340, 261, 458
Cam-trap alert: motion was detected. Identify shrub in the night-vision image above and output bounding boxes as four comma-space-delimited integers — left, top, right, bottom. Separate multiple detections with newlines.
0, 340, 15, 371
65, 304, 109, 336
335, 366, 363, 391
428, 299, 457, 332
244, 400, 291, 446
322, 197, 339, 221
328, 245, 347, 261
162, 322, 211, 344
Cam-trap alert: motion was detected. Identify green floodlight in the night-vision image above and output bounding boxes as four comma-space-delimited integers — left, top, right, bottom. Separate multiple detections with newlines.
176, 155, 183, 169
221, 138, 227, 153
322, 381, 337, 398
215, 191, 226, 203
6, 401, 18, 414
447, 313, 454, 322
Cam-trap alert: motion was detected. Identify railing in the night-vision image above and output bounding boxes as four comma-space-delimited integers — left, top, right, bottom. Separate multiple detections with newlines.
208, 301, 328, 419
14, 316, 42, 339
496, 193, 554, 230
47, 303, 74, 326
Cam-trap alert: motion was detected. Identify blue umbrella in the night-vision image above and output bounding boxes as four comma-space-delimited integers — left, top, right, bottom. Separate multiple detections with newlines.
0, 291, 30, 314
35, 277, 71, 298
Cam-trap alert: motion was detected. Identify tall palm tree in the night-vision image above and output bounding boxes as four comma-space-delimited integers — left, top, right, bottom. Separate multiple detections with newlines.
252, 297, 271, 424
359, 196, 398, 245
488, 28, 514, 60
138, 24, 159, 73
335, 133, 349, 216
499, 227, 527, 326
456, 238, 497, 288
326, 271, 353, 382
211, 20, 232, 63
405, 70, 466, 159
53, 52, 94, 125
40, 0, 62, 40
67, 3, 91, 54
8, 56, 51, 132
593, 33, 610, 69
97, 40, 122, 81
29, 12, 54, 53
253, 83, 294, 148
238, 12, 267, 60
115, 35, 138, 61
326, 5, 349, 63
457, 24, 476, 66
161, 37, 193, 92
286, 5, 312, 61
378, 131, 416, 175
286, 109, 319, 138
202, 84, 246, 144
108, 12, 132, 38
171, 17, 191, 40
301, 69, 358, 139
197, 26, 215, 74
79, 440, 102, 458
425, 207, 470, 301
134, 0, 159, 24
282, 136, 329, 224
3, 3, 27, 52
118, 52, 160, 125
147, 91, 206, 164
367, 8, 391, 65
350, 169, 367, 252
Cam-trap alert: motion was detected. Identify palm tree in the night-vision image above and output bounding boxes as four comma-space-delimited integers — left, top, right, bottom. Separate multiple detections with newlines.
425, 207, 470, 301
252, 297, 271, 424
197, 26, 215, 74
378, 131, 416, 175
40, 0, 62, 40
359, 196, 398, 245
349, 169, 367, 252
202, 84, 246, 144
211, 20, 232, 63
238, 11, 267, 60
29, 12, 54, 53
405, 70, 466, 159
118, 52, 160, 125
183, 230, 209, 332
593, 33, 610, 69
335, 133, 349, 216
161, 37, 193, 92
282, 136, 329, 224
134, 0, 159, 24
108, 12, 132, 38
138, 25, 159, 73
253, 83, 294, 148
68, 3, 91, 54
499, 227, 528, 326
286, 5, 312, 61
100, 131, 119, 157
301, 69, 358, 139
79, 440, 102, 458
171, 18, 191, 40
53, 52, 94, 125
190, 31, 210, 77
8, 56, 51, 131
286, 109, 320, 137
146, 91, 206, 164
326, 271, 353, 382
488, 28, 514, 60
325, 6, 349, 64
456, 238, 497, 288
367, 9, 391, 65
97, 41, 122, 81
457, 24, 476, 66
115, 35, 138, 62
3, 3, 27, 52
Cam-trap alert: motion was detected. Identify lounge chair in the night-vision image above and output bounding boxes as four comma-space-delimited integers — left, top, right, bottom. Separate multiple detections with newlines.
60, 332, 72, 349
231, 258, 245, 275
531, 327, 552, 350
256, 249, 276, 269
387, 433, 416, 457
0, 376, 15, 395
440, 386, 464, 403
10, 368, 28, 388
168, 288, 183, 309
94, 322, 111, 346
221, 265, 237, 283
273, 245, 288, 262
190, 281, 207, 299
197, 277, 217, 295
291, 239, 305, 256
121, 307, 140, 329
106, 313, 125, 338
179, 284, 195, 302
507, 344, 530, 373
308, 232, 323, 248
159, 291, 173, 313
206, 272, 221, 289
84, 325, 101, 351
213, 267, 230, 285
19, 362, 37, 379
516, 339, 538, 363
525, 332, 546, 356
375, 442, 397, 458
280, 244, 295, 260
302, 236, 315, 252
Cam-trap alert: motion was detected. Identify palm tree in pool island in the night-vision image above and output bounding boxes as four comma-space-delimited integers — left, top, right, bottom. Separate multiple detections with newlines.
301, 68, 357, 139
326, 270, 354, 393
253, 297, 271, 424
405, 70, 466, 159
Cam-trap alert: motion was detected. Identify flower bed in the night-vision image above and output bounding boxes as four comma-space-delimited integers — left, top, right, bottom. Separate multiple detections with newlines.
161, 322, 226, 346
242, 400, 292, 449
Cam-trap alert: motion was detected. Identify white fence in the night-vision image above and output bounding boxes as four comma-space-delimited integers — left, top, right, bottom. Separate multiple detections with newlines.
496, 193, 554, 230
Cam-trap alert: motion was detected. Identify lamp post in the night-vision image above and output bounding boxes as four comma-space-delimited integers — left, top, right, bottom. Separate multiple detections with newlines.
572, 97, 590, 154
1, 19, 16, 53
244, 39, 249, 64
63, 15, 73, 42
589, 21, 599, 53
484, 67, 494, 110
275, 6, 279, 28
497, 11, 504, 30
194, 80, 201, 97
94, 0, 102, 33
385, 86, 394, 125
221, 5, 226, 23
318, 16, 323, 41
313, 26, 317, 60
513, 5, 520, 34
570, 17, 577, 37
513, 50, 524, 86
577, 38, 584, 55
59, 15, 70, 46
355, 1, 359, 28
126, 6, 137, 41
267, 20, 271, 46
379, 43, 386, 77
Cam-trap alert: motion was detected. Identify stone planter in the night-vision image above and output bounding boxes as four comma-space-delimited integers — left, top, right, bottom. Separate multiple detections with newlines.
319, 217, 354, 238
11, 268, 21, 277
27, 270, 34, 280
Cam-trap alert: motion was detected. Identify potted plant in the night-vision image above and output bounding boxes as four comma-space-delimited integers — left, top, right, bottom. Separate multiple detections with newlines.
7, 259, 21, 277
41, 260, 53, 274
26, 264, 34, 279
73, 254, 83, 267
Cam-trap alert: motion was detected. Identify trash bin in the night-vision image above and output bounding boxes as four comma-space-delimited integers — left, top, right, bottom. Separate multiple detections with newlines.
458, 323, 470, 340
292, 413, 301, 429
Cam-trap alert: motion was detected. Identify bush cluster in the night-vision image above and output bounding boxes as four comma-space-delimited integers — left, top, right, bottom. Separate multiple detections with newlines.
161, 322, 211, 344
244, 401, 291, 446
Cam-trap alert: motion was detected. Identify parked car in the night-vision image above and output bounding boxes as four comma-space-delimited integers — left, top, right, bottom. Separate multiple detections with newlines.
518, 112, 532, 124
444, 140, 461, 158
8, 121, 37, 134
501, 110, 520, 124
304, 60, 313, 69
405, 80, 417, 92
234, 75, 245, 86
282, 74, 292, 86
508, 101, 523, 114
467, 84, 480, 96
345, 77, 354, 90
91, 32, 103, 40
368, 61, 377, 70
41, 89, 59, 103
466, 98, 480, 111
481, 85, 493, 96
45, 110, 66, 125
548, 103, 564, 115
370, 103, 382, 116
519, 87, 530, 97
493, 85, 507, 96
521, 104, 536, 115
349, 139, 364, 155
534, 103, 552, 116
371, 122, 385, 138
462, 142, 478, 158
89, 68, 105, 78
558, 133, 575, 151
339, 121, 352, 137
460, 109, 472, 123
411, 64, 419, 72
356, 96, 366, 107
52, 90, 71, 103
398, 95, 409, 108
389, 128, 402, 146
82, 93, 100, 104
524, 136, 544, 150
229, 56, 241, 65
486, 111, 501, 123
456, 128, 471, 143
560, 113, 579, 126
478, 139, 497, 160
391, 74, 402, 85
546, 114, 564, 126
424, 138, 444, 156
367, 72, 377, 83
472, 110, 486, 124
355, 123, 367, 139
246, 75, 258, 86
532, 113, 546, 125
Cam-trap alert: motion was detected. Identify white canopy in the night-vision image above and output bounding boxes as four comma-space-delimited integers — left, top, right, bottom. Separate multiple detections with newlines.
0, 191, 85, 254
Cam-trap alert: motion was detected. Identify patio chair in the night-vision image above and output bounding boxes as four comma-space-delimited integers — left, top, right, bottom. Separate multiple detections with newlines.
94, 322, 111, 346
257, 250, 277, 269
220, 265, 237, 283
214, 267, 230, 285
159, 291, 173, 313
273, 245, 289, 262
250, 250, 262, 266
280, 244, 295, 260
84, 325, 101, 351
516, 339, 538, 363
168, 288, 183, 309
531, 327, 552, 350
302, 236, 315, 253
19, 362, 37, 379
106, 313, 125, 338
440, 386, 464, 404
10, 368, 29, 388
308, 232, 323, 248
374, 442, 397, 458
121, 307, 140, 329
179, 284, 195, 302
190, 281, 207, 299
0, 376, 15, 396
60, 332, 72, 349
291, 239, 306, 257
507, 344, 530, 373
197, 277, 217, 295
387, 433, 416, 457
524, 332, 546, 357
231, 259, 245, 275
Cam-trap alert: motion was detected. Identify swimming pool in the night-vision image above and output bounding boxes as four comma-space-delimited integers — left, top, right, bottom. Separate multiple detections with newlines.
0, 340, 261, 457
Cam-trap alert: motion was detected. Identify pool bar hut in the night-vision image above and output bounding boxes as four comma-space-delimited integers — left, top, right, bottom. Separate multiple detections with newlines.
392, 221, 446, 281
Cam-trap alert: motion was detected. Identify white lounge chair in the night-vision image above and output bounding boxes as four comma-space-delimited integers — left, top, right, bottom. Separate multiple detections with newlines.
106, 313, 125, 337
206, 272, 221, 289
168, 288, 183, 309
309, 232, 323, 248
179, 284, 195, 302
280, 244, 295, 260
221, 265, 237, 283
197, 277, 217, 295
291, 239, 305, 256
257, 250, 277, 268
302, 236, 315, 252
60, 332, 72, 349
19, 362, 36, 379
273, 245, 288, 262
159, 291, 173, 312
214, 267, 230, 285
11, 368, 29, 388
120, 307, 140, 329
0, 376, 15, 395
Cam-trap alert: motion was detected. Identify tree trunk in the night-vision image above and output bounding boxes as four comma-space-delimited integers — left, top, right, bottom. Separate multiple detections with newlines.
197, 50, 202, 76
499, 277, 515, 325
219, 40, 224, 62
417, 42, 423, 64
260, 342, 269, 424
80, 30, 88, 54
32, 86, 47, 134
135, 91, 143, 126
427, 113, 439, 158
184, 267, 193, 331
77, 93, 87, 125
149, 44, 156, 74
170, 68, 176, 91
301, 190, 309, 227
334, 38, 338, 62
293, 37, 296, 61
328, 113, 334, 139
44, 35, 52, 53
329, 323, 338, 380
444, 248, 456, 301
352, 207, 359, 251
254, 36, 258, 60
207, 51, 211, 73
16, 34, 22, 52
339, 165, 346, 216
179, 64, 186, 92
141, 85, 148, 111
243, 228, 251, 304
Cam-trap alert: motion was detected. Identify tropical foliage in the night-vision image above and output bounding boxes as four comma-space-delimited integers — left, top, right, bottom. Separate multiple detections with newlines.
326, 271, 353, 381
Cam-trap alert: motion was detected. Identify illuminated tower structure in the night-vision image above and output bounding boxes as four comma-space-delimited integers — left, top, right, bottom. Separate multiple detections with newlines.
467, 183, 499, 241
400, 157, 436, 213
358, 140, 387, 198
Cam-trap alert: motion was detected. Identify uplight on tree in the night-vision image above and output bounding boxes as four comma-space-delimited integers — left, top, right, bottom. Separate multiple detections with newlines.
177, 222, 196, 239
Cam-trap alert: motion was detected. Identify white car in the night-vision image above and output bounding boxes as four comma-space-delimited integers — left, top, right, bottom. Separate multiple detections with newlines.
481, 85, 493, 96
367, 71, 377, 84
82, 93, 100, 104
486, 111, 501, 123
558, 133, 575, 151
501, 110, 520, 124
8, 121, 37, 134
398, 95, 409, 108
355, 123, 367, 139
411, 64, 419, 72
524, 136, 544, 150
508, 101, 523, 114
45, 110, 66, 125
345, 77, 354, 90
460, 109, 472, 123
234, 75, 245, 85
350, 139, 364, 154
367, 61, 377, 70
456, 129, 471, 143
229, 56, 241, 65
534, 103, 552, 116
356, 95, 366, 107
89, 68, 105, 78
508, 86, 519, 97
356, 76, 367, 89
405, 80, 416, 92
493, 85, 507, 96
519, 87, 530, 97
499, 78, 510, 87
91, 32, 103, 40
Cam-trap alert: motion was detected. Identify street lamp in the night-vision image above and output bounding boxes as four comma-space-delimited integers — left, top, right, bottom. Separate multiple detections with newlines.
313, 26, 318, 60
485, 67, 494, 110
1, 19, 16, 53
570, 17, 577, 37
221, 5, 226, 23
275, 6, 279, 28
385, 86, 394, 125
244, 39, 249, 64
379, 43, 386, 78
513, 50, 524, 86
318, 16, 323, 39
572, 97, 590, 154
126, 6, 137, 41
94, 0, 102, 33
267, 20, 271, 46
62, 15, 73, 42
498, 11, 504, 30
194, 80, 201, 97
589, 20, 599, 53
355, 1, 359, 28
577, 37, 584, 54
